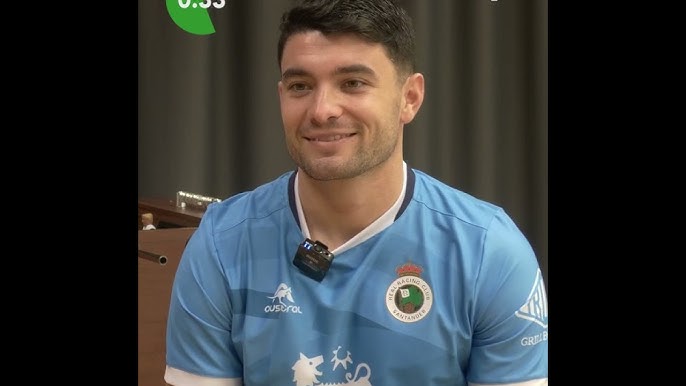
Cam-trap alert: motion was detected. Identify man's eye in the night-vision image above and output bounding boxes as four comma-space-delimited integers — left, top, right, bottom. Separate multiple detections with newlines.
343, 80, 364, 89
289, 83, 309, 91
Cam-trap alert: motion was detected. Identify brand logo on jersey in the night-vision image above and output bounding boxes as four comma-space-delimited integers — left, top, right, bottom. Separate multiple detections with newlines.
386, 262, 433, 323
292, 346, 372, 386
514, 269, 548, 328
265, 282, 302, 314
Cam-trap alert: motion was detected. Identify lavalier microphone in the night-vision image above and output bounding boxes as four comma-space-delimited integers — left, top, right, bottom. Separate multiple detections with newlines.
293, 238, 335, 282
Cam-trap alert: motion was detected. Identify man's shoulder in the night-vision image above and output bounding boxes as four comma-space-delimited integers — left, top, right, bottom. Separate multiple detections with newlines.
411, 168, 502, 225
204, 171, 295, 230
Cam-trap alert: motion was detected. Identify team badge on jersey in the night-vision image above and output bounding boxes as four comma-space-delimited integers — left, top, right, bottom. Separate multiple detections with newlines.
385, 262, 433, 322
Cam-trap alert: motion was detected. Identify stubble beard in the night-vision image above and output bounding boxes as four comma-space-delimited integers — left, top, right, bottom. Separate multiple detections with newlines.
288, 121, 401, 182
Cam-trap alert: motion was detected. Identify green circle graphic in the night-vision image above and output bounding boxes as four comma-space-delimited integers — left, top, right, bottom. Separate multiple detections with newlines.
166, 0, 216, 35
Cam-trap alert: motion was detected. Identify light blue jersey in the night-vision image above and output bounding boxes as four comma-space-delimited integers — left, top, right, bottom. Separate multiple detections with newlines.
166, 167, 548, 385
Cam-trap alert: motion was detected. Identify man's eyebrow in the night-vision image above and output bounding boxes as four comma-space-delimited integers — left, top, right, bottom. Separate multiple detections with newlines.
334, 64, 377, 79
281, 64, 378, 80
281, 68, 310, 80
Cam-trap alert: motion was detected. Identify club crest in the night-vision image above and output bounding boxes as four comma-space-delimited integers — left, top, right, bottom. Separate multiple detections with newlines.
385, 262, 433, 323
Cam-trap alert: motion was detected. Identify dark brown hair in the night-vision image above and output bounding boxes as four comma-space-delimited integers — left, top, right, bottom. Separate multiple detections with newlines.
278, 0, 417, 77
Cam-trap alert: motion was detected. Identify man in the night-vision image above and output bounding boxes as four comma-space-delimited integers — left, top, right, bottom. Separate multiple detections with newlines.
141, 213, 156, 230
164, 0, 548, 385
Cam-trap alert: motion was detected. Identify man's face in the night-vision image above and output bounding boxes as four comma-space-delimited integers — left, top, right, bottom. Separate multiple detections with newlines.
278, 31, 407, 181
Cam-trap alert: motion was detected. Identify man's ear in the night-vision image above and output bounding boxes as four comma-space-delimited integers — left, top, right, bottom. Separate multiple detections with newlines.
400, 73, 425, 124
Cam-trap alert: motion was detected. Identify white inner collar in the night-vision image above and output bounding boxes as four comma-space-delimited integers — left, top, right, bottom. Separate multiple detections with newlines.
295, 162, 407, 255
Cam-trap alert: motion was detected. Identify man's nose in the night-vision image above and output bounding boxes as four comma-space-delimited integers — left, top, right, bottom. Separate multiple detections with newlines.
310, 87, 343, 126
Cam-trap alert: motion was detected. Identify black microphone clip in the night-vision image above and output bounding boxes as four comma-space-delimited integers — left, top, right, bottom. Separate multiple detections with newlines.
293, 238, 334, 282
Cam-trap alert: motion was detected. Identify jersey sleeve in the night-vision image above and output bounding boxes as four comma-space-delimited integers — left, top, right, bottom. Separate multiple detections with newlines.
467, 208, 548, 384
165, 203, 243, 379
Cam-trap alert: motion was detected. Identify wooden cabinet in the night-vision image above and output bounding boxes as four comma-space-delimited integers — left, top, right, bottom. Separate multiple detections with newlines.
138, 197, 205, 229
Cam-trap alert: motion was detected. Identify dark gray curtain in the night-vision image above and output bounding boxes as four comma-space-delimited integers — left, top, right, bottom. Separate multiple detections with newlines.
138, 0, 548, 283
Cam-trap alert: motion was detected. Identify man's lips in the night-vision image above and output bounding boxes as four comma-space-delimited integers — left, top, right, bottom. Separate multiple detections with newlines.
305, 133, 355, 142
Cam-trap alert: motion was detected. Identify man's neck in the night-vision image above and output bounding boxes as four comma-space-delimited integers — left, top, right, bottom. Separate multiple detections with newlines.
296, 160, 406, 250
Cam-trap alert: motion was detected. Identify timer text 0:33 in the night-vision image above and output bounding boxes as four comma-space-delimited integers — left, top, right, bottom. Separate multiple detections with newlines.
177, 0, 225, 9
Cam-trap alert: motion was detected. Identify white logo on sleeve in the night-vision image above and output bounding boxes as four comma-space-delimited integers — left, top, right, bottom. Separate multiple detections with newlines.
515, 269, 548, 328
